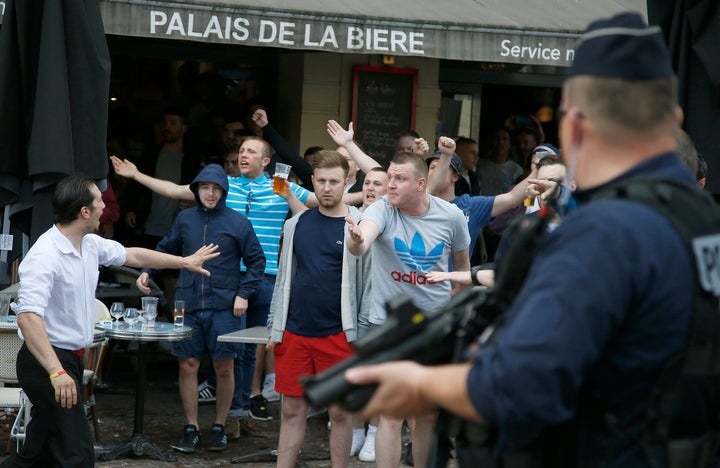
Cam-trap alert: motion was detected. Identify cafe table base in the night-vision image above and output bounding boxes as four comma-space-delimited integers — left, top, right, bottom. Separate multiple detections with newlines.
97, 322, 191, 462
99, 433, 176, 462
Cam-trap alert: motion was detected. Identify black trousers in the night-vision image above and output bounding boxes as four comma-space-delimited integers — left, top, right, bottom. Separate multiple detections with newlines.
1, 344, 94, 467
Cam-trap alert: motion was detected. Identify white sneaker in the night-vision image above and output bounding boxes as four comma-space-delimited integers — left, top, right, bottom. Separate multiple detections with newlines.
262, 375, 280, 402
350, 428, 366, 456
262, 386, 280, 402
358, 428, 376, 462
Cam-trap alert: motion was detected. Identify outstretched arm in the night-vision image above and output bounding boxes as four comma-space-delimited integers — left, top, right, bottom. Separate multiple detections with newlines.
345, 218, 380, 256
110, 156, 194, 201
124, 244, 220, 276
327, 121, 382, 174
491, 167, 538, 217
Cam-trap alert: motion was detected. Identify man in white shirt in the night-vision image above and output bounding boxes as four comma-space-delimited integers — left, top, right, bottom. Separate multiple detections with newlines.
4, 174, 218, 467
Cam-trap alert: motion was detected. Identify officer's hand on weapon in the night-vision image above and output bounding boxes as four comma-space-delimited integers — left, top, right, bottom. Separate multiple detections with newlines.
345, 361, 436, 420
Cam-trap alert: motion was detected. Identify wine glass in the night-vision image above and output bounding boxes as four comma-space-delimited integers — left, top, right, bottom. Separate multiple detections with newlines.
124, 308, 139, 330
110, 302, 125, 328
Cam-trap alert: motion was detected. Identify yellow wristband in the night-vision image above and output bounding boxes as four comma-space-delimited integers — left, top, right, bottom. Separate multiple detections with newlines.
49, 369, 67, 380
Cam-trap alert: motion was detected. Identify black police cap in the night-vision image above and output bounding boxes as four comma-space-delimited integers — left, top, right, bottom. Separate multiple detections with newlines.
568, 12, 674, 80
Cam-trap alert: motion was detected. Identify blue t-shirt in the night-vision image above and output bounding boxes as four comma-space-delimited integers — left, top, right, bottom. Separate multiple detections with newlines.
451, 194, 495, 257
286, 208, 345, 337
466, 153, 696, 459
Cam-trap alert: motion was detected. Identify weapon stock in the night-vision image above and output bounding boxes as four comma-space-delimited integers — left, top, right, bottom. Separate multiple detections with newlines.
302, 287, 492, 411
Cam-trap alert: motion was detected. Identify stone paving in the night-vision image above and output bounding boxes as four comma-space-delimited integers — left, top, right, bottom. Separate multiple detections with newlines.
0, 343, 428, 467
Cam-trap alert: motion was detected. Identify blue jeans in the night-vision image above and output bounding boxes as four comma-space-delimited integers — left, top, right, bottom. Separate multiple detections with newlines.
234, 273, 275, 412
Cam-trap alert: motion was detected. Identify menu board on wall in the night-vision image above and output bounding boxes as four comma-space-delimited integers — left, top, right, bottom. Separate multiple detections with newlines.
351, 66, 418, 166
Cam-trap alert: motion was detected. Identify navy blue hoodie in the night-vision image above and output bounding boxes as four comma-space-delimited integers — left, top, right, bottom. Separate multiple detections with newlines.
146, 164, 265, 313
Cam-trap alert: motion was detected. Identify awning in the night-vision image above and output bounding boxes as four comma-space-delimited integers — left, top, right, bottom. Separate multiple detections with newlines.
1, 0, 647, 66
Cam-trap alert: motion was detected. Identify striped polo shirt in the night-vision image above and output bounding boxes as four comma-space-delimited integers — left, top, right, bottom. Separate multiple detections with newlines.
225, 173, 310, 275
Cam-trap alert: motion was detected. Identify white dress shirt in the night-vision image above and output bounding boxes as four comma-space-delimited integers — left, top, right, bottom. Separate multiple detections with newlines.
12, 226, 126, 349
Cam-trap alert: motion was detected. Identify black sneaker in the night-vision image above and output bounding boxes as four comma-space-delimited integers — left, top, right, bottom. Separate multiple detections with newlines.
207, 424, 228, 452
171, 425, 201, 453
198, 381, 216, 404
249, 395, 272, 421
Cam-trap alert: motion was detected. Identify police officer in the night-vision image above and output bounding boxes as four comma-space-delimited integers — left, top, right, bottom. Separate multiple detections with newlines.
344, 12, 711, 466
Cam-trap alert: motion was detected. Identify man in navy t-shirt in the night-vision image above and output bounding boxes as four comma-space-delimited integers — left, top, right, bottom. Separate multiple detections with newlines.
267, 150, 369, 468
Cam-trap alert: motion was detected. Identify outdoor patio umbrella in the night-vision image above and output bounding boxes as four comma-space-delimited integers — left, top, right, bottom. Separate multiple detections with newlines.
648, 0, 720, 194
0, 0, 111, 248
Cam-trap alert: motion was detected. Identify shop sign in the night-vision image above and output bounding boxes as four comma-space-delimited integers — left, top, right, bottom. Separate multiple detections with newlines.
0, 1, 584, 66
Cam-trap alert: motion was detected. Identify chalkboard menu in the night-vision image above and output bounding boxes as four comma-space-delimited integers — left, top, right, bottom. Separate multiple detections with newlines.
351, 66, 418, 166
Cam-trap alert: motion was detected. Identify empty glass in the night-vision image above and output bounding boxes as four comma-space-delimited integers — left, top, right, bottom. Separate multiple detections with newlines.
141, 297, 159, 328
124, 308, 139, 330
110, 302, 125, 328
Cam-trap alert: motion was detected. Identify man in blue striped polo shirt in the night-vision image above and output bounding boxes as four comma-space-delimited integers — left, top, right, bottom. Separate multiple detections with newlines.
111, 136, 355, 432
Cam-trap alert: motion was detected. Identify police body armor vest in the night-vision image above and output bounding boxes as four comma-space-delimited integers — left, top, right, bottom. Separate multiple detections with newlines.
458, 179, 720, 468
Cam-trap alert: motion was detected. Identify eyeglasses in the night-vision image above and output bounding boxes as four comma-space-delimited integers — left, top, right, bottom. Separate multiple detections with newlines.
245, 190, 253, 216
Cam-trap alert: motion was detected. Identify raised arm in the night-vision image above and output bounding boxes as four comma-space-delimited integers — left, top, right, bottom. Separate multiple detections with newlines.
426, 136, 455, 196
110, 155, 194, 201
253, 109, 314, 188
326, 121, 382, 174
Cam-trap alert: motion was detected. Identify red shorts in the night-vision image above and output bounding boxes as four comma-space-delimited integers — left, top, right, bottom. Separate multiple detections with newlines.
274, 330, 354, 397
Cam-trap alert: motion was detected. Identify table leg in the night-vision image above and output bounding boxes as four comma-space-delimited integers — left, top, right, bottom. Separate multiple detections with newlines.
98, 341, 177, 462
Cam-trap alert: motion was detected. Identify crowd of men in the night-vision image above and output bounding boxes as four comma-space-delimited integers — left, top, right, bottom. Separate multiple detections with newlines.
5, 10, 719, 468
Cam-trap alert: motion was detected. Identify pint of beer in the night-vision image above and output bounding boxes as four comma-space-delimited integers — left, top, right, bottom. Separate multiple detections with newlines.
273, 163, 292, 195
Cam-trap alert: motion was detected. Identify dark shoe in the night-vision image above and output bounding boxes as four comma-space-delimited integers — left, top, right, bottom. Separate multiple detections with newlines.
249, 394, 272, 421
405, 441, 414, 466
207, 424, 228, 452
225, 415, 240, 441
240, 417, 273, 438
198, 381, 216, 404
171, 425, 201, 453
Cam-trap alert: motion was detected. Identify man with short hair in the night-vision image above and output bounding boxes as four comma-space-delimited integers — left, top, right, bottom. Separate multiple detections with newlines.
361, 167, 389, 212
454, 137, 482, 196
111, 137, 360, 431
345, 148, 470, 468
112, 137, 311, 428
4, 174, 218, 467
137, 164, 266, 453
346, 13, 712, 466
268, 150, 369, 468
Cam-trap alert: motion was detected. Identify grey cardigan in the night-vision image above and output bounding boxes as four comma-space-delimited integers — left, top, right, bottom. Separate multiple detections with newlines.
268, 205, 370, 343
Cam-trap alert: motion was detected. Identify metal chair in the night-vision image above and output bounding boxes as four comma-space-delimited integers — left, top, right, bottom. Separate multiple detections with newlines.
0, 329, 28, 452
84, 300, 110, 442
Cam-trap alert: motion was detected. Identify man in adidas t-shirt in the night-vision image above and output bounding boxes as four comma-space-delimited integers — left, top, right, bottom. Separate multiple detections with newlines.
345, 144, 470, 468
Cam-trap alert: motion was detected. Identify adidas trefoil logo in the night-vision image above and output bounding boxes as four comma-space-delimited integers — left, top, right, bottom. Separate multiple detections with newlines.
393, 232, 444, 272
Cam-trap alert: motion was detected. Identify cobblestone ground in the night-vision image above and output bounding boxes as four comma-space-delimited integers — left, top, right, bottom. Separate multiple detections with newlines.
0, 342, 444, 467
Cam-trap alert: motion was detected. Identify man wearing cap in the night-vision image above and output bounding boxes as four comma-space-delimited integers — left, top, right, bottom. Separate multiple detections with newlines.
344, 12, 710, 466
426, 137, 535, 260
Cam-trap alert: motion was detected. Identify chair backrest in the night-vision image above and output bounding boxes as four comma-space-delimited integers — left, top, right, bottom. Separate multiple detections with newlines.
0, 331, 22, 382
94, 299, 111, 322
